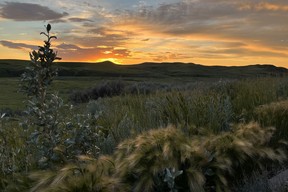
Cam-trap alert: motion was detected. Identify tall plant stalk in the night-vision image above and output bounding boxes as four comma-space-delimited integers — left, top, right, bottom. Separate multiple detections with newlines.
20, 24, 61, 126
20, 24, 64, 169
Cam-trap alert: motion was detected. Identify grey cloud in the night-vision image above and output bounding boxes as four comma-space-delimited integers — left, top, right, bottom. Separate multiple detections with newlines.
68, 18, 93, 22
57, 43, 80, 50
66, 27, 131, 48
70, 35, 128, 48
0, 40, 37, 50
50, 19, 67, 23
87, 27, 135, 36
127, 1, 241, 25
87, 27, 107, 35
0, 2, 68, 21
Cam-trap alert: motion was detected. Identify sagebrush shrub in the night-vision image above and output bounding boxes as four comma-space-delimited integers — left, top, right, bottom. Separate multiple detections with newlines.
69, 80, 125, 104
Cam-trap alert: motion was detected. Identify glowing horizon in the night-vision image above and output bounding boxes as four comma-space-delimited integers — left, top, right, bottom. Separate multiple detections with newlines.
1, 0, 288, 67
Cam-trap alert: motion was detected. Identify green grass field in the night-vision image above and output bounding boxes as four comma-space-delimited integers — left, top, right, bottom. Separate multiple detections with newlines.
0, 76, 183, 110
0, 78, 24, 109
0, 76, 120, 109
0, 77, 228, 110
2, 75, 288, 191
1, 59, 287, 110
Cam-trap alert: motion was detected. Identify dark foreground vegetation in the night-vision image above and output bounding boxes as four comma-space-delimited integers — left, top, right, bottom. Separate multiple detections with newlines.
1, 25, 288, 191
3, 76, 288, 191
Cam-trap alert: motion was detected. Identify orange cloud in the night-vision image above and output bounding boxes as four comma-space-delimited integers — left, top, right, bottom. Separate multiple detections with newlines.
239, 2, 288, 11
1, 0, 288, 67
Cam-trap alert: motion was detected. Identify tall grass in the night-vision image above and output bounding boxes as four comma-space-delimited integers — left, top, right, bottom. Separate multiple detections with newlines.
28, 123, 285, 192
87, 89, 234, 153
2, 76, 288, 191
254, 100, 288, 144
229, 77, 288, 121
83, 77, 288, 156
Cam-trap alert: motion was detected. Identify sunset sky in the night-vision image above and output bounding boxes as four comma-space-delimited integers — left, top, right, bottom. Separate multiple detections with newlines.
1, 0, 288, 66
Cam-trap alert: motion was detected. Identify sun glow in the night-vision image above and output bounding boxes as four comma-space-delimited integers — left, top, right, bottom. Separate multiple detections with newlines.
95, 58, 122, 64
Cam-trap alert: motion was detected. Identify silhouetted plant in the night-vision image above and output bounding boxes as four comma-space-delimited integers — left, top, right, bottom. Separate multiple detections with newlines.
20, 23, 61, 115
19, 24, 66, 169
20, 24, 62, 125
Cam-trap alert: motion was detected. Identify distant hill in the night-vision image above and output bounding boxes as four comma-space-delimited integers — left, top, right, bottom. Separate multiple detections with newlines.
0, 59, 287, 79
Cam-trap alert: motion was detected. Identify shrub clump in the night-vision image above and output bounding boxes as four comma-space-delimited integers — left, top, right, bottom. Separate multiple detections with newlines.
69, 80, 125, 103
69, 81, 172, 104
254, 100, 288, 144
29, 122, 285, 192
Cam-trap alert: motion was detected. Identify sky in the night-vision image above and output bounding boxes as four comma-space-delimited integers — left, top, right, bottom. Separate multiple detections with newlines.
0, 0, 288, 66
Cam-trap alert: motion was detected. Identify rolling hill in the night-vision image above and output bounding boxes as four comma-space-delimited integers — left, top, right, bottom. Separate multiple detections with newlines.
0, 59, 287, 79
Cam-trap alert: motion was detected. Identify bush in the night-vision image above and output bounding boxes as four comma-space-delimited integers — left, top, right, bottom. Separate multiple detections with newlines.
69, 80, 125, 104
125, 81, 171, 95
69, 80, 173, 104
30, 123, 285, 192
254, 100, 288, 144
114, 126, 205, 191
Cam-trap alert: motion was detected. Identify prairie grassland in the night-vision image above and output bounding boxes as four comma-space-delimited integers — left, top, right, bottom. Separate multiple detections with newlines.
0, 77, 111, 110
1, 76, 288, 191
0, 76, 205, 110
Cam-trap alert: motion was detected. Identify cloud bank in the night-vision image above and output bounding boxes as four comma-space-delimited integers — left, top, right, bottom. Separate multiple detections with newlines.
1, 0, 288, 66
0, 2, 68, 21
0, 40, 37, 50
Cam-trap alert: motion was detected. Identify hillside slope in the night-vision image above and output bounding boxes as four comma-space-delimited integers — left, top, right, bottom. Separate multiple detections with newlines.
0, 59, 287, 79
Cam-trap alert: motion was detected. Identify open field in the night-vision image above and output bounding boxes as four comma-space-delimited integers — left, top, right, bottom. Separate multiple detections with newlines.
2, 59, 288, 191
2, 1, 288, 190
0, 77, 224, 110
0, 77, 100, 109
1, 59, 287, 110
